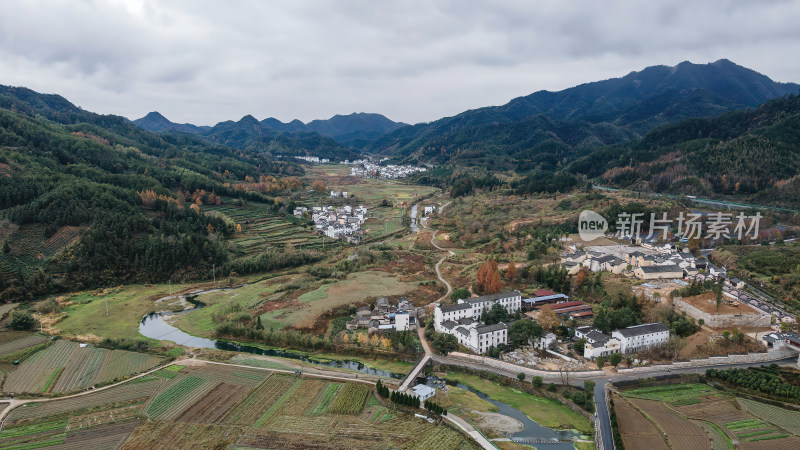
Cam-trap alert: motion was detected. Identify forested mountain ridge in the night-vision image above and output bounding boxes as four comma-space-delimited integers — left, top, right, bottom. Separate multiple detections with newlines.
0, 85, 302, 302
569, 92, 800, 207
367, 60, 799, 167
133, 111, 210, 134
133, 110, 406, 153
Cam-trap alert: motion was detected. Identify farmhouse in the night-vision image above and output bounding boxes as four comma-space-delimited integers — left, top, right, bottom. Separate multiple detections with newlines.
412, 384, 436, 401
346, 297, 417, 332
612, 322, 670, 354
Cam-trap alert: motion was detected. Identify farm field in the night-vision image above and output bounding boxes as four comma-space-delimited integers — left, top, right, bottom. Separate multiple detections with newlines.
0, 302, 18, 318
3, 339, 163, 394
610, 393, 668, 450
0, 331, 47, 357
616, 382, 800, 449
203, 201, 322, 253
443, 371, 593, 434
1, 359, 474, 449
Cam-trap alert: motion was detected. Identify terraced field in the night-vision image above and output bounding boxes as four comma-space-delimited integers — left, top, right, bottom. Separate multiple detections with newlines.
203, 202, 321, 252
3, 340, 163, 394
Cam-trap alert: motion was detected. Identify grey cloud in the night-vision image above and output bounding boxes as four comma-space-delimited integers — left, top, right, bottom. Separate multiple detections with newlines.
0, 0, 798, 125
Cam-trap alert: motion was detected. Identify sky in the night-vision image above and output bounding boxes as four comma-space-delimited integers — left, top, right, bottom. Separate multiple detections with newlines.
2, 0, 800, 126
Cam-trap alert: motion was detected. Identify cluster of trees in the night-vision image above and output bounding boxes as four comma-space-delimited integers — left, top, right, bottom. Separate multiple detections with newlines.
513, 171, 579, 195
390, 390, 420, 408
596, 353, 623, 369
228, 249, 323, 275
424, 326, 459, 355
706, 365, 800, 402
423, 399, 447, 415
449, 173, 503, 197
475, 259, 502, 294
375, 379, 390, 397
481, 303, 510, 325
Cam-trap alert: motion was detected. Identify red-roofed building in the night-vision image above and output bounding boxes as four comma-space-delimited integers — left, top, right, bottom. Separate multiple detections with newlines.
532, 289, 557, 297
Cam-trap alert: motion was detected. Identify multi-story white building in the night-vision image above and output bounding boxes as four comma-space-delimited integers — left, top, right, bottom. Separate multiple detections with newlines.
464, 291, 522, 320
440, 319, 508, 354
433, 291, 520, 354
612, 323, 670, 353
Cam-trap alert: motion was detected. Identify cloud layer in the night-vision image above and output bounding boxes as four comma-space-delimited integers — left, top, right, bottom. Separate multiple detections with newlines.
2, 0, 799, 125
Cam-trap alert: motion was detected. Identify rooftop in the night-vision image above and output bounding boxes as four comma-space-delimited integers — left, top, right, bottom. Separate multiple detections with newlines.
440, 303, 473, 313
614, 322, 669, 338
466, 290, 521, 304
476, 322, 508, 334
412, 384, 436, 397
638, 264, 683, 273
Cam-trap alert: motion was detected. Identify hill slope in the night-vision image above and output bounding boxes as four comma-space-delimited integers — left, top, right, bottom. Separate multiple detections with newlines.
570, 93, 800, 208
367, 60, 799, 166
133, 111, 210, 134
0, 85, 301, 301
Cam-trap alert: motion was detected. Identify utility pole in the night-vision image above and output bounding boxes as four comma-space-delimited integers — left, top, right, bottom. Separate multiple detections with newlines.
213, 264, 216, 285
105, 297, 109, 316
169, 279, 172, 296
39, 312, 43, 332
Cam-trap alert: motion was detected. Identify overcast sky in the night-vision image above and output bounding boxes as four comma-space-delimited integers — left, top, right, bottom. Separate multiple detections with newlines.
2, 0, 800, 125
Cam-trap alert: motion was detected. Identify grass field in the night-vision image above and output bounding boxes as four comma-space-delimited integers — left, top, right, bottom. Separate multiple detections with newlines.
623, 383, 718, 405
261, 271, 421, 329
444, 372, 593, 434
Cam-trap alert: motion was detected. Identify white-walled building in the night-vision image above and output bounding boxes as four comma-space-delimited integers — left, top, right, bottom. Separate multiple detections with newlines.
412, 384, 436, 401
433, 291, 520, 354
612, 323, 671, 353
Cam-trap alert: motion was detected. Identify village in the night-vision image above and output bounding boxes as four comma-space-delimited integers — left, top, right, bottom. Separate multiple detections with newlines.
293, 203, 368, 242
349, 161, 428, 179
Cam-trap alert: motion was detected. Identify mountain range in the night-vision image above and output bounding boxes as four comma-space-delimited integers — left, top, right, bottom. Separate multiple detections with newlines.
133, 111, 407, 151
366, 59, 799, 168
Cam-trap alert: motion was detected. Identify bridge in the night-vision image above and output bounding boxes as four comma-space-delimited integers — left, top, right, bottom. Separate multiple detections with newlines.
398, 354, 431, 392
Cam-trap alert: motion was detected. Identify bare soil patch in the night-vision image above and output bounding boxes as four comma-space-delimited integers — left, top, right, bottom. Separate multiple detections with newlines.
630, 398, 711, 450
683, 292, 760, 315
175, 382, 251, 423
612, 393, 668, 450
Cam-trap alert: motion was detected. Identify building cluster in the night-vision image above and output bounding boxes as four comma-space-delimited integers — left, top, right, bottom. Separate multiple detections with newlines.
346, 297, 417, 332
575, 323, 670, 359
330, 190, 348, 198
561, 244, 711, 280
350, 162, 427, 179
433, 291, 522, 354
294, 156, 330, 164
293, 205, 367, 241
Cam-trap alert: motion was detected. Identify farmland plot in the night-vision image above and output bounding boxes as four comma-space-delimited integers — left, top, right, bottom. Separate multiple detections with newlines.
121, 421, 244, 450
0, 332, 46, 356
326, 382, 370, 415
5, 379, 161, 425
174, 382, 251, 423
145, 375, 213, 420
737, 398, 800, 435
62, 418, 140, 450
611, 393, 668, 450
3, 340, 164, 394
4, 340, 78, 393
222, 373, 298, 426
630, 398, 711, 450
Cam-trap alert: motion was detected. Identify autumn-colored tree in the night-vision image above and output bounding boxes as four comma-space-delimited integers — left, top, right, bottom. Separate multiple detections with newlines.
235, 223, 242, 233
311, 180, 327, 192
206, 223, 215, 234
476, 259, 502, 294
190, 203, 200, 214
538, 305, 559, 331
506, 261, 516, 281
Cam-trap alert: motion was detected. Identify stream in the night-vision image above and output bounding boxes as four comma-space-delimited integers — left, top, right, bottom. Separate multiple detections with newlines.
138, 308, 404, 379
455, 383, 581, 448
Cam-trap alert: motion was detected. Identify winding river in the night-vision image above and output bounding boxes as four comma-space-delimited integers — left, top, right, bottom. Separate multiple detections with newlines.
138, 308, 404, 379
